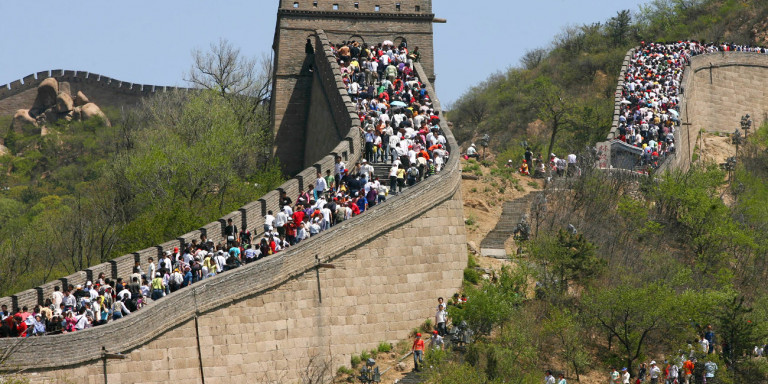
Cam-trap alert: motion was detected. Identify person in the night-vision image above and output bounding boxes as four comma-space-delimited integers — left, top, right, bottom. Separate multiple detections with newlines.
465, 143, 479, 159
637, 363, 647, 383
557, 373, 567, 384
649, 360, 662, 384
520, 159, 530, 175
683, 357, 694, 384
224, 218, 238, 246
435, 303, 447, 336
429, 330, 444, 350
699, 334, 709, 354
544, 370, 556, 384
704, 359, 717, 383
704, 325, 715, 354
622, 367, 630, 384
264, 211, 275, 234
610, 367, 620, 384
412, 332, 424, 371
525, 147, 533, 165
667, 361, 679, 384
150, 273, 164, 301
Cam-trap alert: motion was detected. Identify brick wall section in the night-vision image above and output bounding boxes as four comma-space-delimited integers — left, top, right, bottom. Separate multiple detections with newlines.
656, 52, 768, 172
607, 47, 638, 140
0, 70, 190, 116
5, 49, 465, 381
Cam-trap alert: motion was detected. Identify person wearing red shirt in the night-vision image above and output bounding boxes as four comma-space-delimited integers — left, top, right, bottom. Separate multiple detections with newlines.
412, 333, 425, 371
12, 316, 27, 337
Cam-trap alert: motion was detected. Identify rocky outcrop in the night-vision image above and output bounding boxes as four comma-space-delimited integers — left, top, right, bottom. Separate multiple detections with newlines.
11, 77, 110, 133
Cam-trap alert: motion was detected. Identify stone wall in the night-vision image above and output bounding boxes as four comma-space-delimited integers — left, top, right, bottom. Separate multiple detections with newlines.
0, 26, 466, 382
0, 70, 188, 116
271, 0, 436, 174
607, 47, 637, 140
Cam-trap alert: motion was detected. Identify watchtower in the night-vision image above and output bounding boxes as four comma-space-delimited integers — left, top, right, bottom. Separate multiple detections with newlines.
271, 0, 440, 174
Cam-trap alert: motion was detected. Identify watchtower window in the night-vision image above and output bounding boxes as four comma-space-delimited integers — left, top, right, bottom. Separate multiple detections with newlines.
293, 2, 299, 8
313, 1, 318, 7
354, 2, 359, 9
333, 3, 339, 10
415, 5, 421, 12
375, 5, 380, 12
396, 3, 401, 11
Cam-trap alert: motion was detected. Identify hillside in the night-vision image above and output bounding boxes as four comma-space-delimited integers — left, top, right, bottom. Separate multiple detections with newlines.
0, 49, 281, 296
427, 1, 768, 383
448, 0, 768, 158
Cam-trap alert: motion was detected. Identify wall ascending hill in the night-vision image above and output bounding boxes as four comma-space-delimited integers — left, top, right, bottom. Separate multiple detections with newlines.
0, 70, 186, 116
1, 28, 466, 383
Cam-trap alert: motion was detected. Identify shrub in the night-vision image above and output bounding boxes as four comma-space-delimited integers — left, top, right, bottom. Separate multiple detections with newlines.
467, 254, 479, 268
422, 318, 433, 333
360, 350, 371, 361
350, 355, 361, 368
377, 342, 392, 353
337, 366, 355, 375
464, 267, 481, 285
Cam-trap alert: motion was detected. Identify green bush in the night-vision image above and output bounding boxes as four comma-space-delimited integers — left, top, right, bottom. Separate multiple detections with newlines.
336, 366, 355, 375
422, 318, 433, 333
464, 267, 481, 285
467, 253, 479, 268
360, 350, 371, 361
377, 342, 392, 353
350, 354, 361, 368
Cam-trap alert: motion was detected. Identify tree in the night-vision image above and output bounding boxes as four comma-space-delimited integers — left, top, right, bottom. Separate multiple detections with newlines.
583, 282, 687, 374
186, 38, 272, 103
526, 77, 574, 159
607, 10, 632, 47
530, 230, 605, 295
543, 308, 591, 381
520, 48, 546, 70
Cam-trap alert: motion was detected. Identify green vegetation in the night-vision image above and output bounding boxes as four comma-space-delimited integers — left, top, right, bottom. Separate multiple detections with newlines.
431, 0, 768, 376
449, 0, 768, 158
376, 342, 392, 354
0, 89, 281, 295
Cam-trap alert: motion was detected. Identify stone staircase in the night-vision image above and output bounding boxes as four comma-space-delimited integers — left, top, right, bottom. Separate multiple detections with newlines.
479, 191, 543, 258
396, 370, 425, 383
372, 162, 392, 179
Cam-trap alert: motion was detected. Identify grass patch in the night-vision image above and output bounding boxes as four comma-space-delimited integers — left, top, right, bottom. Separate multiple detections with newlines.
350, 354, 361, 368
377, 342, 392, 353
527, 181, 539, 189
464, 267, 481, 284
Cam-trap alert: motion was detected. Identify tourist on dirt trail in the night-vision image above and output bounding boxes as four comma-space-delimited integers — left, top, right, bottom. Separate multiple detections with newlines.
649, 360, 662, 384
429, 330, 444, 350
544, 370, 556, 384
704, 359, 717, 383
435, 303, 447, 336
557, 373, 567, 384
520, 160, 530, 175
637, 362, 647, 383
412, 332, 425, 371
622, 367, 630, 384
609, 366, 621, 383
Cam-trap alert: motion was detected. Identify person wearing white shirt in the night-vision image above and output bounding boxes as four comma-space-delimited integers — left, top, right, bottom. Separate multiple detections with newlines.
314, 172, 327, 200
264, 211, 275, 233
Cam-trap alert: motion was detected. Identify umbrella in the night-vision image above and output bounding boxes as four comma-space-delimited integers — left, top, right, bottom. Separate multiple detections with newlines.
668, 109, 679, 117
383, 40, 394, 46
391, 101, 408, 108
620, 100, 632, 105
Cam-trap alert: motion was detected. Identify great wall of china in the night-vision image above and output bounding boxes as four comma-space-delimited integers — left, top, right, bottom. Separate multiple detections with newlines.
1, 1, 768, 382
0, 2, 466, 383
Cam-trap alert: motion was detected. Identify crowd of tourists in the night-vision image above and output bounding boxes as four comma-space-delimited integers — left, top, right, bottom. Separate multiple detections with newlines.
616, 40, 768, 170
331, 38, 450, 192
0, 38, 449, 338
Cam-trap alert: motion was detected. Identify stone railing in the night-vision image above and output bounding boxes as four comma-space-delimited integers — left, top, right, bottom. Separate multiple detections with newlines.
0, 29, 461, 371
607, 46, 637, 141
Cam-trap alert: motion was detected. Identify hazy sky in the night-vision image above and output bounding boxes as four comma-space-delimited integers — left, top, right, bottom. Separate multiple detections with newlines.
0, 0, 649, 105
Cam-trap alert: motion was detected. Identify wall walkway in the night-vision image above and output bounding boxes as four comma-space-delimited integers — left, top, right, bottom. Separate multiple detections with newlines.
0, 29, 466, 384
